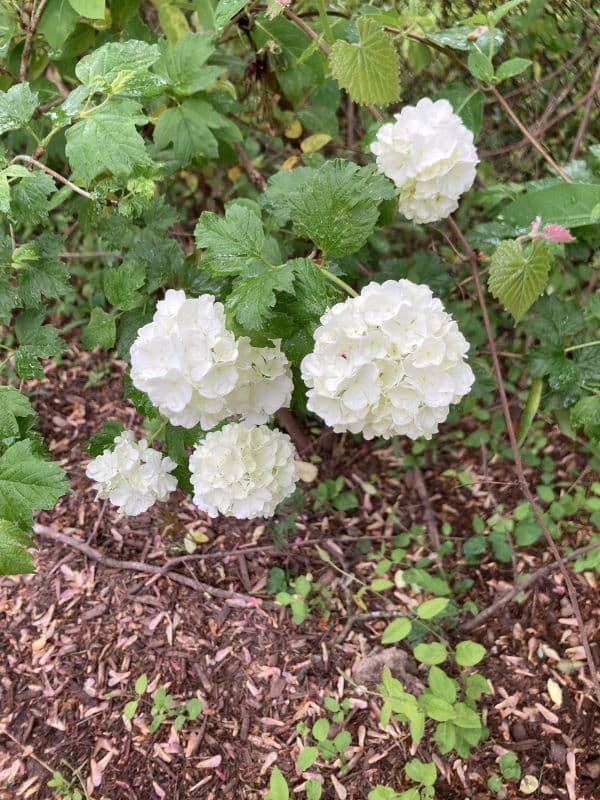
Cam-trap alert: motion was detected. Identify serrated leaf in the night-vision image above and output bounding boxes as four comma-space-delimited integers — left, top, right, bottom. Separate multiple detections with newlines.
288, 159, 389, 257
17, 236, 69, 307
329, 17, 399, 106
455, 640, 486, 667
405, 758, 437, 787
467, 48, 494, 82
76, 40, 162, 97
570, 396, 600, 439
0, 519, 35, 575
428, 665, 458, 704
155, 32, 224, 95
15, 309, 65, 359
496, 57, 532, 82
103, 261, 145, 310
9, 171, 56, 226
0, 387, 34, 439
261, 166, 317, 226
66, 98, 151, 186
154, 99, 239, 166
68, 0, 105, 18
488, 239, 550, 322
86, 420, 124, 456
0, 83, 38, 135
381, 617, 412, 644
226, 262, 296, 331
420, 694, 456, 722
82, 307, 116, 350
0, 439, 69, 527
195, 203, 267, 275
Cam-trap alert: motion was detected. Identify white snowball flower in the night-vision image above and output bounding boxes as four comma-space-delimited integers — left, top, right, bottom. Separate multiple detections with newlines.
370, 97, 478, 224
86, 431, 177, 516
300, 280, 475, 440
225, 338, 293, 426
130, 289, 239, 429
189, 423, 298, 519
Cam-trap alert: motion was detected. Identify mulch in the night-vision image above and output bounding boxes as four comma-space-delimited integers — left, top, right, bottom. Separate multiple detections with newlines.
1, 348, 599, 800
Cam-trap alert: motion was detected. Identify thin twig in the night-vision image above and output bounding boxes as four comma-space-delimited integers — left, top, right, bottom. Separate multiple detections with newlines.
11, 155, 93, 200
19, 0, 49, 82
34, 525, 273, 608
446, 214, 600, 704
462, 541, 600, 631
570, 58, 600, 158
233, 142, 267, 191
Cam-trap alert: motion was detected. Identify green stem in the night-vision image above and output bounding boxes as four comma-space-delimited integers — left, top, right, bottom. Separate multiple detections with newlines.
315, 0, 335, 45
320, 267, 358, 297
565, 339, 600, 353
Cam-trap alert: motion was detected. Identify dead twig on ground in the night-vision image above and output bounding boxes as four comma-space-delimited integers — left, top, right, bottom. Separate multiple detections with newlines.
447, 214, 600, 705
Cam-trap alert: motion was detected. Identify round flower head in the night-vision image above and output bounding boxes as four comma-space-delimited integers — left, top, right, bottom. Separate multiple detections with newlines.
130, 289, 239, 429
225, 338, 293, 426
86, 430, 177, 516
301, 280, 475, 440
189, 423, 298, 519
371, 98, 478, 224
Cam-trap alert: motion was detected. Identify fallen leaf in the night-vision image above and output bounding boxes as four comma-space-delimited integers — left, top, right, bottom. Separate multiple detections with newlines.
547, 678, 563, 707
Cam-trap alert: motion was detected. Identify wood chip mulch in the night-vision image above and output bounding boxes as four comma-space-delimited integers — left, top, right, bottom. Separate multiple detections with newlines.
1, 349, 599, 800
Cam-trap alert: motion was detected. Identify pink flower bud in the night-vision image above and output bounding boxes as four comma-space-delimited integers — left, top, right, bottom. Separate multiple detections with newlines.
540, 224, 576, 243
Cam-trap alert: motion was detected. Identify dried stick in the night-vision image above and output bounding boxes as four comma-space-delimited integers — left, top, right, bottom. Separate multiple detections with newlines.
11, 155, 93, 200
34, 525, 272, 608
446, 215, 600, 704
570, 58, 600, 158
19, 0, 49, 82
462, 541, 600, 631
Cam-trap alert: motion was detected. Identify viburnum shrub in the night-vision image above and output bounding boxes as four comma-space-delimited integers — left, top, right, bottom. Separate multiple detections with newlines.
0, 1, 598, 573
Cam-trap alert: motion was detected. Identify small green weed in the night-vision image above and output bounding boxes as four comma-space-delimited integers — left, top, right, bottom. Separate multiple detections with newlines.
123, 673, 203, 732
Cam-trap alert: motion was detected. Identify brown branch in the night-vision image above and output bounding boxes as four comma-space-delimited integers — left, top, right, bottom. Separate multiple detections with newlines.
276, 408, 312, 455
11, 155, 93, 200
233, 142, 267, 191
462, 541, 600, 631
34, 525, 272, 608
19, 0, 49, 82
446, 215, 600, 704
570, 58, 600, 158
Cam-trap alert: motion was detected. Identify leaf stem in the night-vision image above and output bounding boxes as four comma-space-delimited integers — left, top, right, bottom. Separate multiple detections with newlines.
315, 0, 335, 46
319, 267, 358, 297
565, 339, 600, 353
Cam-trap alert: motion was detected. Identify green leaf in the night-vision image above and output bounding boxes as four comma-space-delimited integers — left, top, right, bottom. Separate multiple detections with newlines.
570, 396, 600, 440
434, 721, 456, 754
435, 82, 484, 136
155, 32, 224, 95
154, 99, 239, 166
0, 83, 38, 135
0, 387, 34, 439
467, 48, 494, 82
226, 262, 296, 331
86, 420, 124, 456
413, 642, 448, 665
488, 239, 550, 322
123, 700, 138, 721
9, 171, 56, 226
289, 160, 390, 257
329, 17, 399, 106
499, 751, 521, 780
312, 718, 330, 742
103, 261, 145, 310
428, 666, 458, 704
265, 766, 289, 800
416, 597, 449, 619
66, 98, 151, 186
381, 617, 412, 644
405, 758, 437, 787
305, 778, 322, 800
0, 439, 69, 527
16, 236, 69, 307
186, 697, 203, 720
76, 40, 162, 96
213, 0, 246, 31
0, 519, 35, 576
134, 673, 148, 695
297, 746, 318, 771
503, 184, 600, 231
68, 0, 105, 19
489, 0, 528, 24
496, 58, 532, 82
15, 309, 65, 360
425, 26, 504, 52
420, 693, 456, 722
82, 307, 116, 350
39, 0, 79, 49
195, 204, 267, 275
455, 640, 486, 667
453, 702, 482, 729
261, 166, 316, 226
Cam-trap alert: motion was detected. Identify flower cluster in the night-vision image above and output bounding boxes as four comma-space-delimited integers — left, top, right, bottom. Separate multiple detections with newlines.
370, 97, 478, 224
86, 431, 178, 516
130, 290, 292, 430
189, 423, 299, 518
301, 279, 475, 440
